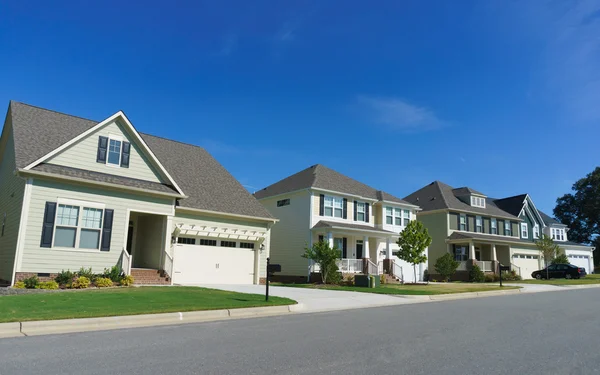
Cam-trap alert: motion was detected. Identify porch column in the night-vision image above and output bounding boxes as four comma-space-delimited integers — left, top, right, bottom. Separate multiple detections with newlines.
469, 241, 475, 260
327, 232, 333, 248
492, 244, 497, 261
363, 236, 370, 259
386, 237, 392, 259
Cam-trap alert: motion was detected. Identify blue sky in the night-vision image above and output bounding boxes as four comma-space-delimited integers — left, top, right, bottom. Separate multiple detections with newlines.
1, 1, 599, 214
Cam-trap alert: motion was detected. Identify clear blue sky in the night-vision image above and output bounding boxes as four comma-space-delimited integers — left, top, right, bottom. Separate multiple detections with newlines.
1, 1, 599, 215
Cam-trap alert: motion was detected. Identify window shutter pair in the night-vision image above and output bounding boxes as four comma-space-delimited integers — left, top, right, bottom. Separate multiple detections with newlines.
40, 202, 114, 251
96, 136, 130, 168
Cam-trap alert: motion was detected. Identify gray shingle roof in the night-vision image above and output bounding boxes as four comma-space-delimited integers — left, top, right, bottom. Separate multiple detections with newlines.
5, 101, 273, 220
403, 181, 519, 219
493, 194, 527, 217
312, 220, 396, 234
32, 163, 179, 195
538, 211, 563, 226
447, 231, 534, 245
452, 187, 485, 196
254, 164, 413, 205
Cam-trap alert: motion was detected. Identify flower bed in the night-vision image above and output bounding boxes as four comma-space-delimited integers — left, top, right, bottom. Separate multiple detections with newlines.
13, 266, 135, 291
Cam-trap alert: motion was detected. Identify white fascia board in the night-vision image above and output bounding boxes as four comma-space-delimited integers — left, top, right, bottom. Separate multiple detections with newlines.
311, 188, 377, 202
379, 200, 422, 210
22, 111, 186, 197
523, 195, 547, 228
175, 206, 278, 223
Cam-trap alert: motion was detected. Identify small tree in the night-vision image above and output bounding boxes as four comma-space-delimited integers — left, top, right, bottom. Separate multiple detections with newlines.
434, 253, 459, 282
535, 234, 560, 279
469, 264, 485, 283
552, 253, 570, 265
396, 221, 431, 283
302, 241, 341, 284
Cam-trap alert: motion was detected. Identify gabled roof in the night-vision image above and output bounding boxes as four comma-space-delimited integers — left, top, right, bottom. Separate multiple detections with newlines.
4, 101, 273, 220
493, 194, 527, 217
403, 181, 519, 219
538, 211, 564, 226
254, 164, 414, 206
452, 187, 485, 196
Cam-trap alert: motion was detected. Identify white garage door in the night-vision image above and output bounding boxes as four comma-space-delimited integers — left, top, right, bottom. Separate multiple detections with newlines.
567, 254, 591, 274
512, 254, 541, 280
172, 245, 255, 285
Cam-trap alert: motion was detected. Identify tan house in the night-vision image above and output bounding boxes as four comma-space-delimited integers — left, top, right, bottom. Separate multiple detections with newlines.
0, 102, 276, 286
254, 165, 425, 283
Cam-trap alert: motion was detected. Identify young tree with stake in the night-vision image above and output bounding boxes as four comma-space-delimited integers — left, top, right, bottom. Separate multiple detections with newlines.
535, 234, 560, 279
396, 221, 431, 283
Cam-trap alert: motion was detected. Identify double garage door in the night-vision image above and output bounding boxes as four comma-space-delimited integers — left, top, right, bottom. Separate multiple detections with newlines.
512, 254, 540, 279
567, 253, 591, 274
172, 245, 255, 285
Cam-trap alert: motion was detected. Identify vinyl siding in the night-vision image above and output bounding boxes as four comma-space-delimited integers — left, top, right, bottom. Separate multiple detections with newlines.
47, 120, 164, 183
0, 126, 25, 282
449, 213, 459, 231
374, 205, 382, 225
483, 218, 490, 234
511, 222, 519, 238
19, 178, 173, 274
260, 190, 311, 277
417, 212, 449, 272
467, 216, 475, 232
173, 211, 272, 278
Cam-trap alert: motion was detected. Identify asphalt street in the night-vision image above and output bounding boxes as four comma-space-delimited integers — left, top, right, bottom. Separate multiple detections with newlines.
1, 288, 599, 375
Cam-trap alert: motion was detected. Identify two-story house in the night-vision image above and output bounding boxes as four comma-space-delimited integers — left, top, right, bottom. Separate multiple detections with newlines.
0, 101, 276, 286
404, 181, 595, 280
254, 164, 425, 283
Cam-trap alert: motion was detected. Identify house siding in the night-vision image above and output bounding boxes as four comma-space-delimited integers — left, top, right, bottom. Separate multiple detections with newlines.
417, 212, 449, 273
47, 120, 164, 183
449, 213, 459, 231
0, 127, 25, 282
173, 211, 272, 279
19, 178, 173, 274
260, 190, 311, 278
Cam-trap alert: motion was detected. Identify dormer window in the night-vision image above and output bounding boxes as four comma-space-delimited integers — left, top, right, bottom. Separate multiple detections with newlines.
551, 228, 565, 241
471, 196, 486, 208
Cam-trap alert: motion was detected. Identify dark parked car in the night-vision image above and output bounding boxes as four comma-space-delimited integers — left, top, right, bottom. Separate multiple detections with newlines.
531, 264, 587, 280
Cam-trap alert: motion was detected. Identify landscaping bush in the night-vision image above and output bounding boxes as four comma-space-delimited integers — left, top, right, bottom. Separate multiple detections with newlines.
434, 253, 460, 282
120, 275, 134, 287
73, 276, 90, 289
469, 264, 485, 283
13, 281, 25, 289
423, 268, 429, 282
326, 263, 342, 285
55, 270, 75, 286
552, 253, 570, 265
380, 274, 386, 285
339, 274, 354, 286
77, 267, 97, 282
484, 273, 500, 282
501, 270, 522, 281
39, 281, 59, 290
103, 265, 122, 283
22, 276, 39, 289
95, 277, 113, 288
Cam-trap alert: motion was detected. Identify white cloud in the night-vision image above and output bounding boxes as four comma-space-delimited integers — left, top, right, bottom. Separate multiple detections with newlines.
357, 96, 446, 132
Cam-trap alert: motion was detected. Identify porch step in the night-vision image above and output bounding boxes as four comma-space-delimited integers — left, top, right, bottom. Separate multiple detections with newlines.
131, 268, 171, 285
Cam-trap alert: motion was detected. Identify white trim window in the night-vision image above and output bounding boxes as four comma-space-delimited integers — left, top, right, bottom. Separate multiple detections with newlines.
533, 224, 540, 239
385, 207, 393, 225
521, 223, 528, 239
54, 204, 104, 249
394, 208, 402, 226
459, 215, 467, 231
324, 196, 343, 218
403, 210, 411, 226
504, 221, 512, 236
356, 202, 366, 222
107, 137, 123, 166
551, 228, 565, 241
475, 216, 482, 233
471, 196, 486, 208
491, 218, 497, 235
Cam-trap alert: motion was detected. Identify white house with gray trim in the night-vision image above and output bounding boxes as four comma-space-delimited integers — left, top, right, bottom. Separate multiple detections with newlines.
254, 164, 426, 283
0, 101, 276, 286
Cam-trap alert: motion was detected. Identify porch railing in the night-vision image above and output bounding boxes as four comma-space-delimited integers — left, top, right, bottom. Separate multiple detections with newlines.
377, 261, 384, 275
337, 259, 364, 273
120, 248, 132, 276
391, 261, 403, 283
163, 251, 174, 280
366, 259, 379, 275
476, 261, 493, 272
510, 263, 521, 276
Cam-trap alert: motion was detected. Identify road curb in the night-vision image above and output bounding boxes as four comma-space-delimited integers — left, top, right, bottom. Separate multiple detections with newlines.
0, 322, 23, 338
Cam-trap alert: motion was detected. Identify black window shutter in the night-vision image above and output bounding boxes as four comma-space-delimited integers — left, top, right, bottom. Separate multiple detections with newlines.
319, 194, 325, 216
342, 198, 348, 219
40, 202, 57, 248
97, 136, 108, 163
318, 235, 324, 243
100, 209, 114, 251
120, 141, 131, 168
457, 214, 461, 230
353, 200, 358, 221
342, 237, 347, 258
365, 203, 370, 223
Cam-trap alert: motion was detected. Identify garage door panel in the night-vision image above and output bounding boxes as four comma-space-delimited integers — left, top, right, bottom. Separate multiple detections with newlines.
172, 245, 255, 285
512, 255, 540, 280
567, 253, 590, 274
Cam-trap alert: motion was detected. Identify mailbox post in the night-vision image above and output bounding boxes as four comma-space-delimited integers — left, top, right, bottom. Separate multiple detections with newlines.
265, 257, 281, 301
499, 265, 510, 287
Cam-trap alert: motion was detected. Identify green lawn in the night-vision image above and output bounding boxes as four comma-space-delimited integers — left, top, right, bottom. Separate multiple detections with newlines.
514, 273, 600, 286
0, 287, 295, 323
273, 282, 520, 295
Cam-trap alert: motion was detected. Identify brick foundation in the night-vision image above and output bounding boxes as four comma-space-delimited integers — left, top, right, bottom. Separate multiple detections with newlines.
15, 272, 58, 283
270, 274, 309, 284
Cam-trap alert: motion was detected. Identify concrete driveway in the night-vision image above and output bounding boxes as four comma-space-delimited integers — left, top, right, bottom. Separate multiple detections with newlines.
192, 284, 416, 313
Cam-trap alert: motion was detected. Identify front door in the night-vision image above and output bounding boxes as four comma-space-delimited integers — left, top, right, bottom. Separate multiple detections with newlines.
356, 240, 363, 259
475, 249, 481, 261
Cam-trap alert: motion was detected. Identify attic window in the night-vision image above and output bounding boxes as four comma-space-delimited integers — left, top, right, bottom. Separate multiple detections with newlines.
277, 199, 290, 207
107, 138, 122, 165
471, 196, 486, 208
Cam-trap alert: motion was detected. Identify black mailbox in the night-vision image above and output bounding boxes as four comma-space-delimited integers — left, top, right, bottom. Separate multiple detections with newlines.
267, 264, 281, 274
499, 265, 510, 272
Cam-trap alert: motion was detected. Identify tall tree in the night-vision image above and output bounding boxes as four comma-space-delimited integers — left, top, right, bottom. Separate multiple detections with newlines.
396, 221, 431, 283
535, 234, 560, 279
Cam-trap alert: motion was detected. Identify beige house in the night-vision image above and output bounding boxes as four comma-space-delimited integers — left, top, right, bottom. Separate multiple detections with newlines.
0, 102, 276, 286
254, 165, 425, 283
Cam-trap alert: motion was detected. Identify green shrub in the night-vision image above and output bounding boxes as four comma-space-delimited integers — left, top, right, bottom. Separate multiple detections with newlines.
103, 265, 122, 282
119, 275, 134, 286
501, 270, 522, 281
55, 270, 75, 286
423, 268, 429, 282
339, 274, 354, 286
325, 263, 342, 285
434, 253, 460, 282
380, 274, 386, 285
22, 276, 39, 289
13, 281, 26, 289
39, 281, 59, 290
73, 276, 90, 289
484, 273, 500, 282
552, 253, 570, 265
469, 264, 485, 283
77, 267, 95, 280
95, 277, 113, 288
